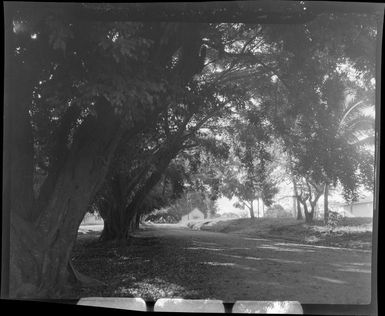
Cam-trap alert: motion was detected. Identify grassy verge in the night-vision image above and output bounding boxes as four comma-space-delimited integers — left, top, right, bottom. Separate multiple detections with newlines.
195, 217, 373, 250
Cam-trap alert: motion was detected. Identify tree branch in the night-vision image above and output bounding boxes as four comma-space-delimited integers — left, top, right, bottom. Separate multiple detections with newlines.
183, 103, 227, 139
242, 200, 251, 209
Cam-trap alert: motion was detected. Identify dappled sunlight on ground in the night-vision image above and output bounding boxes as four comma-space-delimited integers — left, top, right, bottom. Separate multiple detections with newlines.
192, 241, 219, 246
72, 225, 372, 303
199, 261, 264, 273
331, 262, 372, 274
310, 224, 372, 234
215, 252, 304, 265
272, 241, 371, 252
244, 280, 292, 288
243, 237, 270, 241
114, 277, 195, 299
216, 253, 260, 260
313, 276, 347, 284
257, 244, 316, 253
200, 261, 236, 267
265, 258, 304, 265
185, 246, 225, 251
337, 268, 371, 273
198, 217, 373, 250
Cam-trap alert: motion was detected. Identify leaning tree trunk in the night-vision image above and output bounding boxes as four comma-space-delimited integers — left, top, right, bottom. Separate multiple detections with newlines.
98, 167, 158, 242
123, 171, 165, 237
99, 163, 153, 241
121, 147, 179, 238
9, 99, 123, 298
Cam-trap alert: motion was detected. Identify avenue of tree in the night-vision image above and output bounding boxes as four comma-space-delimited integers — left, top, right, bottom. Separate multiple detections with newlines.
4, 2, 379, 298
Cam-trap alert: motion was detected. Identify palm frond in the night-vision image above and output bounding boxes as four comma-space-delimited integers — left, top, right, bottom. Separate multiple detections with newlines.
340, 100, 372, 124
343, 115, 375, 133
353, 135, 375, 147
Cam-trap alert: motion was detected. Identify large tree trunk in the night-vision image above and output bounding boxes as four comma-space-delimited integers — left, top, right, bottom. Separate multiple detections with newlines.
123, 170, 166, 237
135, 212, 141, 229
6, 31, 37, 223
297, 196, 313, 224
100, 211, 126, 242
33, 105, 82, 219
324, 182, 329, 224
98, 175, 128, 241
301, 201, 314, 224
5, 9, 43, 296
5, 9, 205, 298
127, 211, 139, 235
9, 99, 123, 298
100, 145, 179, 241
292, 179, 303, 220
99, 163, 156, 241
98, 164, 152, 241
257, 198, 260, 218
249, 200, 255, 219
99, 192, 127, 242
304, 180, 323, 224
122, 148, 179, 237
296, 201, 303, 220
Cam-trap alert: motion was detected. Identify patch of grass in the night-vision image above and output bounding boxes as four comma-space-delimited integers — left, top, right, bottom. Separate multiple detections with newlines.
197, 217, 372, 250
71, 229, 216, 299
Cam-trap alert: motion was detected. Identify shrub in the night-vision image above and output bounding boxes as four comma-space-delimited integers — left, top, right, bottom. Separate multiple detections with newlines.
221, 212, 239, 218
145, 213, 179, 223
239, 211, 250, 218
327, 210, 343, 228
265, 204, 292, 218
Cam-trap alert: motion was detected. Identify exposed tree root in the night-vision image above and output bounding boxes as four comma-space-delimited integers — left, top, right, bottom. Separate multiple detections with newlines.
68, 260, 107, 288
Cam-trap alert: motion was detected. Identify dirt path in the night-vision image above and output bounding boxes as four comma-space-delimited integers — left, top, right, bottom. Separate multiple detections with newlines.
73, 223, 372, 304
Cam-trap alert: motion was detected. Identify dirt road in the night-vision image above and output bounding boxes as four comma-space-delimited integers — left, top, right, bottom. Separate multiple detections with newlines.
73, 223, 372, 304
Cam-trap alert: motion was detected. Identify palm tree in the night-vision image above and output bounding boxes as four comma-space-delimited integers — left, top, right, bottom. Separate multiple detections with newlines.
336, 88, 375, 148
323, 82, 375, 222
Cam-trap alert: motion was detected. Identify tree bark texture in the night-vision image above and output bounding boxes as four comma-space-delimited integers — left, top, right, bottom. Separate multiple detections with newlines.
99, 143, 181, 241
300, 200, 313, 223
5, 10, 207, 298
9, 99, 122, 298
296, 201, 303, 220
99, 177, 128, 241
121, 161, 173, 237
292, 179, 303, 220
249, 200, 255, 219
324, 183, 329, 224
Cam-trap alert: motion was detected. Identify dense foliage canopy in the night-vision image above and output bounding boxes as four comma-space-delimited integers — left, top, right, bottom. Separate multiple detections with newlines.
4, 2, 379, 298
